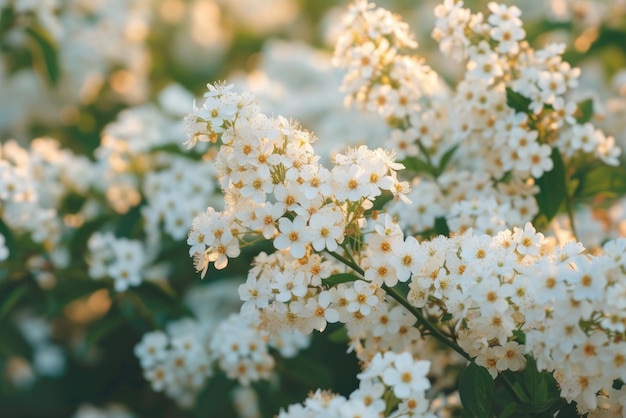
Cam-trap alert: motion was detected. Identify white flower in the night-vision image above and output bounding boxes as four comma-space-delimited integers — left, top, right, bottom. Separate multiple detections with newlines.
381, 352, 431, 399
493, 341, 526, 372
273, 216, 311, 259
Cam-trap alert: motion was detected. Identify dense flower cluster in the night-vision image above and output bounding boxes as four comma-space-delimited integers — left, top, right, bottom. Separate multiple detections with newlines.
524, 238, 626, 414
0, 138, 94, 251
185, 81, 409, 278
332, 0, 622, 237
87, 232, 145, 292
0, 0, 153, 136
278, 351, 435, 418
185, 1, 626, 414
135, 280, 310, 408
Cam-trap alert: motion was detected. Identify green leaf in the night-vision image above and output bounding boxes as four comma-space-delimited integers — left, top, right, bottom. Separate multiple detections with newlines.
402, 156, 435, 176
24, 25, 60, 85
280, 355, 333, 389
127, 281, 193, 319
0, 7, 15, 35
437, 144, 459, 175
512, 329, 526, 344
194, 372, 238, 418
434, 216, 450, 236
506, 87, 532, 114
0, 281, 28, 321
441, 312, 453, 323
575, 98, 594, 124
459, 361, 494, 418
322, 273, 360, 287
574, 165, 626, 199
499, 403, 518, 418
85, 314, 124, 347
0, 321, 33, 358
534, 148, 566, 222
327, 326, 348, 343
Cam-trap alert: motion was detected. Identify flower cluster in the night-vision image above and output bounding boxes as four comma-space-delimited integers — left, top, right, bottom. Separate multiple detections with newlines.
134, 320, 213, 408
332, 0, 622, 238
524, 238, 626, 414
434, 1, 620, 170
278, 351, 435, 418
135, 280, 311, 408
87, 232, 145, 292
185, 81, 409, 277
0, 0, 153, 137
0, 138, 94, 250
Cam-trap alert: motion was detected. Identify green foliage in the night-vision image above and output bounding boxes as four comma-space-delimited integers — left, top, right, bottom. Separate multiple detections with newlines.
575, 98, 594, 124
459, 362, 494, 417
505, 87, 532, 114
322, 272, 360, 287
24, 25, 60, 85
574, 165, 626, 200
533, 148, 567, 223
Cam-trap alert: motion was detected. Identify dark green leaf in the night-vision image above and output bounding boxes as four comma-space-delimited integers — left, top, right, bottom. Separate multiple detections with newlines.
506, 87, 531, 114
575, 98, 594, 124
434, 216, 450, 236
194, 372, 237, 418
280, 355, 333, 389
459, 361, 494, 418
0, 321, 33, 358
441, 312, 453, 323
512, 329, 526, 344
85, 314, 124, 347
327, 326, 348, 343
24, 26, 60, 85
574, 165, 626, 199
0, 281, 28, 320
499, 403, 518, 418
127, 281, 193, 319
534, 148, 566, 222
322, 273, 360, 287
115, 204, 143, 238
437, 144, 459, 175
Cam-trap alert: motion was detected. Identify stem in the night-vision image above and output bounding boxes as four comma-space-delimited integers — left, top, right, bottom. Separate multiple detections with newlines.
328, 250, 529, 409
327, 250, 469, 360
382, 284, 470, 361
499, 373, 528, 404
328, 250, 364, 275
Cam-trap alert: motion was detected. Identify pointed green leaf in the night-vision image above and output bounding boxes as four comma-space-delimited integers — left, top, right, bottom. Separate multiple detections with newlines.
437, 144, 459, 175
534, 148, 566, 222
459, 361, 494, 418
0, 281, 28, 320
127, 281, 193, 319
574, 165, 626, 199
506, 88, 531, 114
85, 314, 124, 347
322, 273, 360, 287
24, 25, 60, 85
327, 326, 348, 343
499, 403, 518, 418
402, 156, 435, 176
